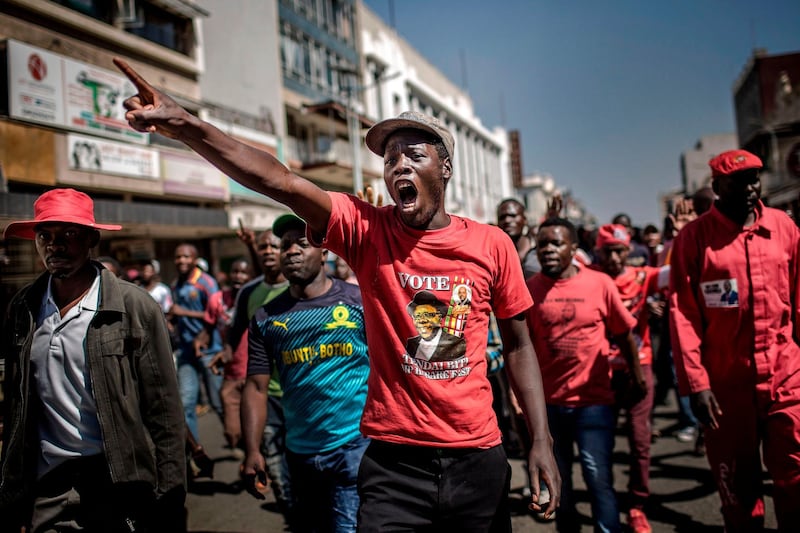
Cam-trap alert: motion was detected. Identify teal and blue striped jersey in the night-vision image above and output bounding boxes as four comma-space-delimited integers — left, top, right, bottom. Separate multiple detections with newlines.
248, 278, 369, 454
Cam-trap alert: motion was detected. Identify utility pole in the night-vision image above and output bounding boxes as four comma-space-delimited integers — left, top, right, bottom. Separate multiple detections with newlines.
329, 65, 401, 195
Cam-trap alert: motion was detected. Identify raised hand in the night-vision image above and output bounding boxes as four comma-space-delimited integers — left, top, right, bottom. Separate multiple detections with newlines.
236, 218, 256, 248
113, 57, 193, 139
546, 193, 563, 219
356, 185, 384, 207
669, 198, 697, 235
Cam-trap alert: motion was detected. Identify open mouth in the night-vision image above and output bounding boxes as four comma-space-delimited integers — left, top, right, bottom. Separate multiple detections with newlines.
396, 181, 418, 208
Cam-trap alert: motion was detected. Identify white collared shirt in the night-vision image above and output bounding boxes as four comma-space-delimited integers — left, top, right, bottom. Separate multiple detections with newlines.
31, 268, 103, 478
414, 329, 443, 361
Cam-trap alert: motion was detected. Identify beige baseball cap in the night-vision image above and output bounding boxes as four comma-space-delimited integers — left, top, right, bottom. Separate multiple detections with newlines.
365, 111, 455, 161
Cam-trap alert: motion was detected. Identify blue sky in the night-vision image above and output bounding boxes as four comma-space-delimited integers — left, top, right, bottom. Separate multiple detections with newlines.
363, 0, 800, 227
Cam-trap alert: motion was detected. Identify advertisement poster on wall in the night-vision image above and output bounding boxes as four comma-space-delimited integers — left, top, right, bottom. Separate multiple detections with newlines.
67, 133, 159, 179
7, 40, 65, 126
6, 39, 147, 144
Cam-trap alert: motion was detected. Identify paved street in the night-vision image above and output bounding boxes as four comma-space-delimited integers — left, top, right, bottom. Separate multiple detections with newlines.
186, 397, 778, 532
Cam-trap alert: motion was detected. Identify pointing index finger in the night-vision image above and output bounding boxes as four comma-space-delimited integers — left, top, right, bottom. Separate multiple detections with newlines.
113, 57, 157, 105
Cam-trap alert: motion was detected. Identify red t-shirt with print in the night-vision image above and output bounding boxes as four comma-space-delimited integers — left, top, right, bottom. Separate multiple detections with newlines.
321, 192, 532, 448
594, 265, 660, 368
526, 267, 637, 407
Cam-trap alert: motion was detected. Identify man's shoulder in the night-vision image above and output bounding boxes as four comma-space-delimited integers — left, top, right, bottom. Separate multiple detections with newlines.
762, 205, 799, 231
461, 217, 507, 239
240, 275, 264, 293
255, 289, 295, 316
578, 267, 615, 288
330, 277, 364, 305
197, 271, 219, 291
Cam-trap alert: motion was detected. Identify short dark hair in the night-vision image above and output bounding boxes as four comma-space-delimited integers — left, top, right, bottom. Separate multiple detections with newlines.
497, 198, 525, 210
612, 213, 631, 226
538, 217, 577, 244
433, 139, 448, 162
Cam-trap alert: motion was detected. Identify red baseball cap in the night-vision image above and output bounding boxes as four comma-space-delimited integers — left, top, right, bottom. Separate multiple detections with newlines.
595, 224, 631, 249
3, 188, 122, 240
708, 149, 762, 178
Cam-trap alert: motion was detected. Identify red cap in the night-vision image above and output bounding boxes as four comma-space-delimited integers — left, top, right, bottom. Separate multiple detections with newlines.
708, 149, 762, 178
595, 224, 630, 249
3, 188, 122, 240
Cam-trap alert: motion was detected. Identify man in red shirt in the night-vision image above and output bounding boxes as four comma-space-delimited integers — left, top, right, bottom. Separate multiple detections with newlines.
527, 217, 646, 533
594, 223, 669, 533
115, 58, 560, 531
670, 149, 800, 532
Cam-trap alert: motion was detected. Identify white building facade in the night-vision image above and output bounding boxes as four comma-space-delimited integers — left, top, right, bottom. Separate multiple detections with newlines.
357, 3, 513, 223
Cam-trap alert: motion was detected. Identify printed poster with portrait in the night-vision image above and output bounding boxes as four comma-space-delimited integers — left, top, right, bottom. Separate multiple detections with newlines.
701, 278, 739, 308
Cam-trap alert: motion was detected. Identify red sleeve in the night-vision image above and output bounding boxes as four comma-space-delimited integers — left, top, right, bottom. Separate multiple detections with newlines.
203, 292, 221, 326
604, 275, 637, 336
319, 191, 373, 270
669, 227, 710, 395
644, 266, 660, 297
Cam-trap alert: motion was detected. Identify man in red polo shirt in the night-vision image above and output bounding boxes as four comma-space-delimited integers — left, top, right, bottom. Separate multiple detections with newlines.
670, 149, 800, 532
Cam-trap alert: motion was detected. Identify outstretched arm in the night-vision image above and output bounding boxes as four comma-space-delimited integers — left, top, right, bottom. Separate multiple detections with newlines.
114, 58, 332, 235
498, 314, 560, 519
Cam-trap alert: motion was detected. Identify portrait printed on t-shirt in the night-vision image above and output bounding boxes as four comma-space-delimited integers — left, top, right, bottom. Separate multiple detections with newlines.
404, 290, 467, 364
700, 278, 739, 308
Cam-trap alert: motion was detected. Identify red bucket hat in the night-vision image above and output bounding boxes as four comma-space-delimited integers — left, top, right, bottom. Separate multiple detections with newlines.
595, 224, 631, 249
3, 188, 122, 240
708, 149, 762, 178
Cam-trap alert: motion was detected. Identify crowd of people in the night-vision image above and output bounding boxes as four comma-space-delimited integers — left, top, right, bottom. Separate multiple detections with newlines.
0, 56, 798, 533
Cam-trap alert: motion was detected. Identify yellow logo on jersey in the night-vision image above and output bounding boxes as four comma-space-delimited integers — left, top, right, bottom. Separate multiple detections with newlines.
273, 319, 289, 332
323, 305, 357, 329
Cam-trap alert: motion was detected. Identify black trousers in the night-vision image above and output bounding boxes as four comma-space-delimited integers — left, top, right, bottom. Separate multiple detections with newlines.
357, 440, 511, 533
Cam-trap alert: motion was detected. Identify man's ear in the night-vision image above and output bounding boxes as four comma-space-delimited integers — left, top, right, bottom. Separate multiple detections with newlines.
711, 180, 719, 196
442, 157, 453, 183
89, 230, 101, 248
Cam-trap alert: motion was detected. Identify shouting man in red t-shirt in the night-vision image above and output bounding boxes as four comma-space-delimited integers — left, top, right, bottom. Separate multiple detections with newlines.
115, 58, 560, 531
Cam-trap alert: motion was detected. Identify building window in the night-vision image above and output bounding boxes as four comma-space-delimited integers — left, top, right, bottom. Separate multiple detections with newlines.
53, 0, 112, 20
126, 3, 195, 55
52, 0, 196, 56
